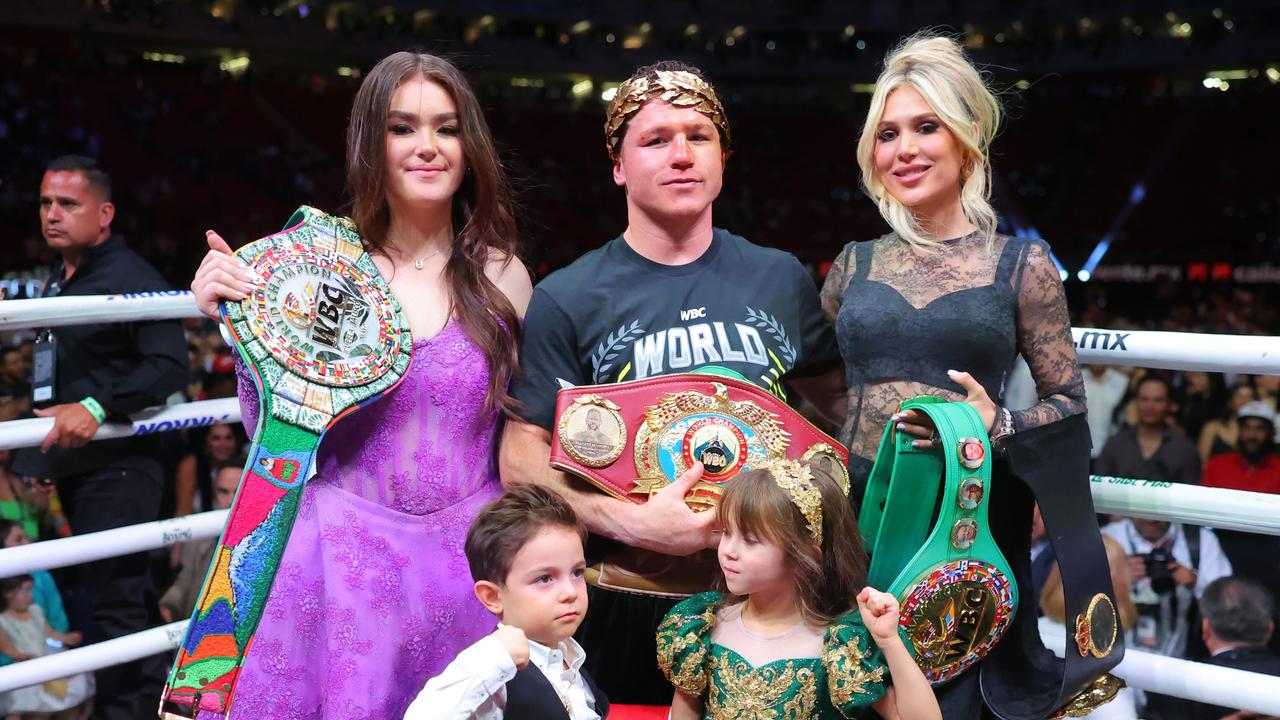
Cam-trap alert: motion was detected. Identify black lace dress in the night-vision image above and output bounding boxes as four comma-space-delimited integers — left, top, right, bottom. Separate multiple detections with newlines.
821, 230, 1088, 719
821, 230, 1087, 491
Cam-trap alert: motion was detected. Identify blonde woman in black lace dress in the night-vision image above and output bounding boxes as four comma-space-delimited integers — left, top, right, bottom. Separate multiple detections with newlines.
821, 33, 1088, 719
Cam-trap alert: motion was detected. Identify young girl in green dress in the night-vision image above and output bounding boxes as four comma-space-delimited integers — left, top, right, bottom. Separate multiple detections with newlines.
657, 459, 940, 719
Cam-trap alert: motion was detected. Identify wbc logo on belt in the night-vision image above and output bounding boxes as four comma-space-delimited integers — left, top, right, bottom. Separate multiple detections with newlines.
682, 417, 748, 479
247, 245, 397, 386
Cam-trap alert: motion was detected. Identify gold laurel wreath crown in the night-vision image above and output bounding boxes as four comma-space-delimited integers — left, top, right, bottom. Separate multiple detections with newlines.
760, 458, 824, 546
604, 69, 732, 159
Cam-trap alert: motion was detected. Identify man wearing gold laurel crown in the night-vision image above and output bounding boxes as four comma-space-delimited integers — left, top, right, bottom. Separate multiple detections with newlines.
500, 62, 847, 704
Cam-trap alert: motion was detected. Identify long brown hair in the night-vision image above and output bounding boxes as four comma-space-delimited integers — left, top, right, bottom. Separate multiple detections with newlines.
717, 463, 869, 626
346, 51, 521, 414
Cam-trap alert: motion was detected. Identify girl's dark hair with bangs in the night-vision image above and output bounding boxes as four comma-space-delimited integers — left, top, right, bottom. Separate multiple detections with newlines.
716, 463, 869, 625
346, 51, 522, 415
0, 574, 33, 613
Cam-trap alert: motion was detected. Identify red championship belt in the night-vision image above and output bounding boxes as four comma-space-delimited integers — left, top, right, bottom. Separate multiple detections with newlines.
551, 373, 849, 508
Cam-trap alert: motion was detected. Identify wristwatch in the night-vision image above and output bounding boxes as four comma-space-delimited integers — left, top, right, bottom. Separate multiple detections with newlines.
989, 406, 1015, 447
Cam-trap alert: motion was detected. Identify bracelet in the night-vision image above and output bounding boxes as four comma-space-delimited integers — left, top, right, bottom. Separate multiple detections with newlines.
79, 397, 106, 424
990, 407, 1015, 446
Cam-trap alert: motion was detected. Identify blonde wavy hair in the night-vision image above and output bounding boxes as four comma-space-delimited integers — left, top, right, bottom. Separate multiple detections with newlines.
856, 32, 1003, 251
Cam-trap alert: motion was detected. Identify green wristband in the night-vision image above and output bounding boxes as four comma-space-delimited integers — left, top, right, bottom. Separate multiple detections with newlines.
79, 397, 106, 424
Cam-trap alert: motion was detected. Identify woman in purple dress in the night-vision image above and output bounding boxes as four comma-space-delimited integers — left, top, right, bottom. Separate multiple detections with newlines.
189, 52, 531, 718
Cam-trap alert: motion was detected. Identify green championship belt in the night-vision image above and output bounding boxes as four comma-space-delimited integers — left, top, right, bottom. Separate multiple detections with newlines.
859, 398, 1017, 685
159, 207, 413, 718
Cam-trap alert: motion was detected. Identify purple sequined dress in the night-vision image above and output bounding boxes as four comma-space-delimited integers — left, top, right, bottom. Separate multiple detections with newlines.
214, 322, 502, 719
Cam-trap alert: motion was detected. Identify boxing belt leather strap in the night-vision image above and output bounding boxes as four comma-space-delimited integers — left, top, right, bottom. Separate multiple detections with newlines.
551, 372, 849, 509
860, 398, 1018, 685
980, 414, 1125, 720
159, 207, 413, 718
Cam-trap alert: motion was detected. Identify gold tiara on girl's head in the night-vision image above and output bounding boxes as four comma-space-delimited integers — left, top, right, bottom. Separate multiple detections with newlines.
761, 458, 824, 546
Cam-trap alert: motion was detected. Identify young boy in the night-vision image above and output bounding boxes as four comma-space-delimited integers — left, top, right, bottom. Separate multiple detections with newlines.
404, 485, 609, 719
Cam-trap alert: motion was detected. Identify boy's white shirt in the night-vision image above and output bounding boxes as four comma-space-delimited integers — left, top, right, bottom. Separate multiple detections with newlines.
403, 624, 600, 720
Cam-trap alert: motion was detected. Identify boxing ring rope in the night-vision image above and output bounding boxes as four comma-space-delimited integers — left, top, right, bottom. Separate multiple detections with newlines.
0, 290, 204, 331
1089, 476, 1280, 535
0, 479, 1273, 580
0, 622, 188, 694
0, 510, 228, 577
0, 397, 240, 452
3, 293, 1280, 708
1070, 327, 1280, 374
1039, 626, 1280, 716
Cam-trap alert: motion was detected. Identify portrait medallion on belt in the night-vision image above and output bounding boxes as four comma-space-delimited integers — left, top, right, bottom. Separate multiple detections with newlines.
557, 395, 627, 468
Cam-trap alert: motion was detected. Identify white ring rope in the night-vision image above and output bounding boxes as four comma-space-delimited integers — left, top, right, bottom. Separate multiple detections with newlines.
0, 397, 240, 451
1090, 476, 1280, 535
0, 291, 204, 331
0, 510, 227, 576
1072, 327, 1280, 374
3, 478, 1273, 580
1039, 626, 1280, 716
0, 621, 187, 693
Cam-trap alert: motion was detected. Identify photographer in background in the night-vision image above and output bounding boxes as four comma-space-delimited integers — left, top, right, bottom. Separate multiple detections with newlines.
1102, 516, 1233, 720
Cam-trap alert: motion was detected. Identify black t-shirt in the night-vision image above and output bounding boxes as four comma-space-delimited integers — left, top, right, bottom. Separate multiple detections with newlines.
513, 228, 839, 428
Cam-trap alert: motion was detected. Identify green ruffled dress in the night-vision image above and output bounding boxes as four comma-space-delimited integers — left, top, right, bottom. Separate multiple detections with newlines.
657, 591, 891, 719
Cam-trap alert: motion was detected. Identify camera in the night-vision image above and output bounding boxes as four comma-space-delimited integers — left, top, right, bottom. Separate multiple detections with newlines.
1144, 548, 1177, 594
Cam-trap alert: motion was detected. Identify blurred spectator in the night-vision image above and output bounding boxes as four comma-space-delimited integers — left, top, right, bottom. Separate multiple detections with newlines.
0, 519, 71, 660
172, 423, 244, 518
1202, 402, 1280, 495
160, 454, 241, 623
1003, 355, 1038, 415
1188, 577, 1280, 720
1252, 374, 1280, 414
0, 345, 30, 418
200, 353, 237, 400
1029, 503, 1054, 601
1176, 372, 1227, 447
0, 449, 45, 540
1198, 382, 1257, 464
1102, 517, 1232, 720
0, 384, 20, 423
1038, 534, 1140, 719
1083, 364, 1130, 459
1041, 534, 1139, 632
1095, 375, 1201, 486
182, 343, 201, 401
0, 574, 92, 719
10, 156, 187, 719
1204, 401, 1280, 657
1103, 517, 1232, 657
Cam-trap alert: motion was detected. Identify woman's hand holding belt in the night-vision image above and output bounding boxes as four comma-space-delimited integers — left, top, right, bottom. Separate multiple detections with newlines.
891, 369, 999, 450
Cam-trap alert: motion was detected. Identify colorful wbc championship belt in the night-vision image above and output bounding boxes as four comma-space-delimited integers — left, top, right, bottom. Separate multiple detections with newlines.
859, 398, 1017, 685
158, 207, 412, 718
551, 372, 849, 509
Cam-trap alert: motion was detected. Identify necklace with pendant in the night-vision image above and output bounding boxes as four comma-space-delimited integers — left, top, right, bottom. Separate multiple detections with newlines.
414, 247, 444, 270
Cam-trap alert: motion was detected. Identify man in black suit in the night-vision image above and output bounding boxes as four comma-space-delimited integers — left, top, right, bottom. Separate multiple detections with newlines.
1190, 576, 1280, 720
